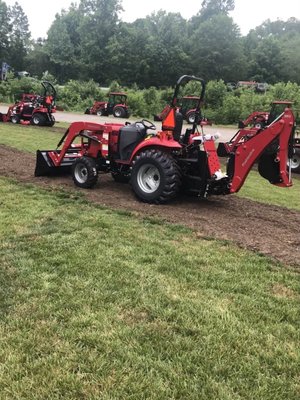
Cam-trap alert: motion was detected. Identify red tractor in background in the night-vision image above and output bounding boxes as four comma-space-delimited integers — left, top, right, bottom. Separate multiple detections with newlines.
239, 101, 300, 173
35, 75, 296, 204
0, 81, 56, 126
155, 95, 212, 125
84, 92, 130, 118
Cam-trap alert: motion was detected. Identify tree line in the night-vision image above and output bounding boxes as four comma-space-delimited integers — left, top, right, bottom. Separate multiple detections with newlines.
1, 0, 300, 87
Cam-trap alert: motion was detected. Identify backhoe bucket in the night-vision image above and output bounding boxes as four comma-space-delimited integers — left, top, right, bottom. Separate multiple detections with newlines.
35, 150, 72, 176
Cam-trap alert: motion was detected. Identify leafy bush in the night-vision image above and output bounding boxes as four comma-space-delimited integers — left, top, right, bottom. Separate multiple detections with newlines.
2, 76, 300, 124
57, 80, 105, 112
0, 77, 40, 103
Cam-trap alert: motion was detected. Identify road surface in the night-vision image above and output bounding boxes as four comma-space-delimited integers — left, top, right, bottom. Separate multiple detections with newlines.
0, 105, 237, 142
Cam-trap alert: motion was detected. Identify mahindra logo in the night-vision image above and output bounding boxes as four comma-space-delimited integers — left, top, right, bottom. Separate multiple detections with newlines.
242, 149, 255, 167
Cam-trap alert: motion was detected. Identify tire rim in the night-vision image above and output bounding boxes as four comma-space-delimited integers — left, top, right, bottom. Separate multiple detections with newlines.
137, 164, 160, 193
114, 109, 122, 117
33, 117, 40, 125
97, 110, 103, 116
288, 154, 300, 169
188, 114, 195, 123
74, 164, 88, 183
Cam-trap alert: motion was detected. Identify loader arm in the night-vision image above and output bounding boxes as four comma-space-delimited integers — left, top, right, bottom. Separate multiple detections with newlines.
227, 108, 295, 193
50, 121, 104, 165
35, 121, 109, 176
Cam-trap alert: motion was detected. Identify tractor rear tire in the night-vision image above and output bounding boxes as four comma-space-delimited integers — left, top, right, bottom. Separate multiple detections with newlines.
31, 113, 46, 126
113, 107, 126, 118
10, 115, 20, 124
288, 148, 300, 173
72, 157, 98, 188
131, 149, 181, 204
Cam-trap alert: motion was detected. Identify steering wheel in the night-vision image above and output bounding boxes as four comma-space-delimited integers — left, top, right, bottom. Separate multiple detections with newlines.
140, 119, 156, 130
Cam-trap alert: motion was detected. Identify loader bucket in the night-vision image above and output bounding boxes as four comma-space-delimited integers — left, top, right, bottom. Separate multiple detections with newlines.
35, 150, 71, 176
0, 113, 8, 122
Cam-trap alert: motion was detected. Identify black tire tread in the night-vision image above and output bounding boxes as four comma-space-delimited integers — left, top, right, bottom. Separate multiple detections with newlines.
72, 156, 98, 188
131, 149, 181, 204
291, 148, 300, 173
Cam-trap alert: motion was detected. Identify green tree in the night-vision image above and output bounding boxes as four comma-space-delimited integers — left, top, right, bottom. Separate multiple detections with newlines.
78, 0, 123, 82
200, 0, 235, 19
188, 14, 246, 82
108, 11, 189, 87
7, 1, 31, 71
25, 39, 50, 78
247, 37, 284, 83
0, 0, 11, 61
244, 18, 300, 84
45, 5, 83, 82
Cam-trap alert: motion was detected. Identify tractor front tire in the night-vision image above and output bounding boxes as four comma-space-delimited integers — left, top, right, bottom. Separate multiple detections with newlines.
72, 157, 98, 188
131, 149, 181, 204
113, 107, 126, 118
10, 115, 20, 124
186, 112, 196, 124
31, 113, 46, 126
96, 109, 104, 116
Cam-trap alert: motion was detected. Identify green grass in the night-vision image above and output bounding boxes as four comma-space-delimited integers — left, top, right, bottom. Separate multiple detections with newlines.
0, 122, 65, 153
0, 123, 299, 210
0, 177, 299, 399
238, 171, 300, 210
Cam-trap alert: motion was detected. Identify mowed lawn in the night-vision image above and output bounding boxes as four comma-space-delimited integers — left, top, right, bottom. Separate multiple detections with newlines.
0, 123, 299, 399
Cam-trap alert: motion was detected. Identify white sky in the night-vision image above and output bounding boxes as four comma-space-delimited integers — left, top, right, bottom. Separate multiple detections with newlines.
4, 0, 300, 38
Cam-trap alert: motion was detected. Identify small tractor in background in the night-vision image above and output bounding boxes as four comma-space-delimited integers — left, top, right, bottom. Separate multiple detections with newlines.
0, 81, 56, 126
155, 95, 212, 125
239, 101, 300, 173
85, 92, 130, 118
35, 75, 296, 204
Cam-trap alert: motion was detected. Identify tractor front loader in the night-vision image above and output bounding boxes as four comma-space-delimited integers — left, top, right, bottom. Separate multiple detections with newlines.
35, 75, 295, 204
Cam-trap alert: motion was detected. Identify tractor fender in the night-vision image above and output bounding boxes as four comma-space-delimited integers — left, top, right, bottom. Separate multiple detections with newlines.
129, 136, 182, 163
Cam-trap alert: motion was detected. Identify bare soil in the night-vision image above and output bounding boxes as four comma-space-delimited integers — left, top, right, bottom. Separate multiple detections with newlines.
0, 144, 299, 268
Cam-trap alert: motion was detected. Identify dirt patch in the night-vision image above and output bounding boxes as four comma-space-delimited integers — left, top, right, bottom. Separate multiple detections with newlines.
271, 284, 298, 298
0, 144, 299, 268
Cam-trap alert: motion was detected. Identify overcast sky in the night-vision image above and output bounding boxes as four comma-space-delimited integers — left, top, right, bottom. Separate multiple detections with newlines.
4, 0, 300, 38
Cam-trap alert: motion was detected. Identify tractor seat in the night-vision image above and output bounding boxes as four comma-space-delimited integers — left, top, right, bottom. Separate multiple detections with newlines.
118, 122, 147, 160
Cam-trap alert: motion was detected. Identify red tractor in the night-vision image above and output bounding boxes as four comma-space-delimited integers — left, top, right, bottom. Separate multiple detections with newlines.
155, 95, 212, 125
35, 75, 295, 204
0, 81, 56, 126
84, 92, 130, 118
